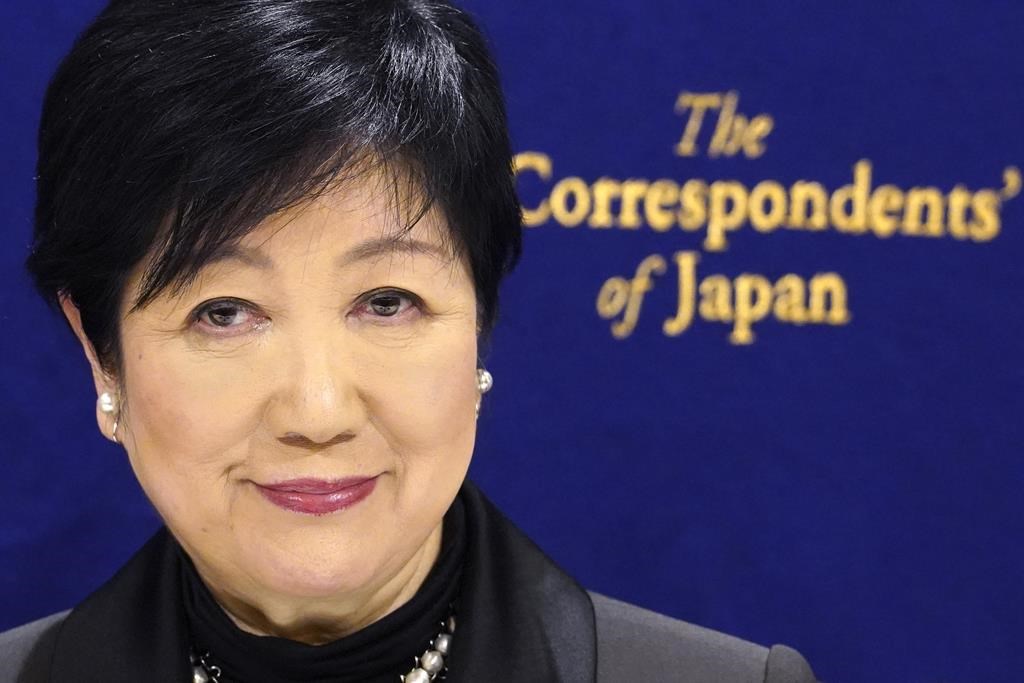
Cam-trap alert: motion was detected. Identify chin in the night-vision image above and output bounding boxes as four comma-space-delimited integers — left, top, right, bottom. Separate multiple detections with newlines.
230, 535, 379, 600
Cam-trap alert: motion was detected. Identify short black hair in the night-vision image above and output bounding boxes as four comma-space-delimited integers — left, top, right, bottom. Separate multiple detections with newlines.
27, 0, 521, 374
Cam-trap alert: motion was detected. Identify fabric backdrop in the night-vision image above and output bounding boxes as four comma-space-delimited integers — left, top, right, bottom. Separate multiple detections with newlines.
1, 2, 1021, 682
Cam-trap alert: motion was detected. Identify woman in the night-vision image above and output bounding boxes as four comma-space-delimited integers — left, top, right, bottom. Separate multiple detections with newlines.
0, 1, 816, 681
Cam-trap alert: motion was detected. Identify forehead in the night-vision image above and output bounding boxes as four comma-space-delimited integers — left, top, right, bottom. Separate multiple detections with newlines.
232, 169, 458, 264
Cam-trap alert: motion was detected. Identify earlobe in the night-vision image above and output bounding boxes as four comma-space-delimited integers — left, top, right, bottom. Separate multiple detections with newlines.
59, 292, 121, 443
58, 292, 108, 385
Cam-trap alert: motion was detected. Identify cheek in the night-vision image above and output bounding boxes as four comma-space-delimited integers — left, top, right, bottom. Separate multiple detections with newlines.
368, 335, 479, 452
120, 348, 263, 502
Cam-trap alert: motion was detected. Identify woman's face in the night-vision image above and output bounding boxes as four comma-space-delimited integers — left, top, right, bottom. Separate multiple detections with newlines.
96, 174, 479, 616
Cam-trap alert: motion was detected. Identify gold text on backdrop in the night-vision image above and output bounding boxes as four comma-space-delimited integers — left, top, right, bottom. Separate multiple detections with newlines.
513, 90, 1021, 344
596, 252, 849, 345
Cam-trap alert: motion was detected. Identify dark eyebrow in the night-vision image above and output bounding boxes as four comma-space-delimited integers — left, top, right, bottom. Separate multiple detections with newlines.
203, 237, 452, 271
205, 243, 275, 270
335, 236, 453, 269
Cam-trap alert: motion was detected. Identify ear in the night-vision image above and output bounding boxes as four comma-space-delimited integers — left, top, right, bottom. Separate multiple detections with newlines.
59, 292, 120, 442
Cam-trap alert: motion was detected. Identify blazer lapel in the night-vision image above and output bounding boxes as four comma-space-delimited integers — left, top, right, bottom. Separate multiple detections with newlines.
44, 529, 192, 682
451, 482, 597, 683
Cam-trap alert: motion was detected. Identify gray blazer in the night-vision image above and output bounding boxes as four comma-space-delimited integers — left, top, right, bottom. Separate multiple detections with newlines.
0, 594, 815, 682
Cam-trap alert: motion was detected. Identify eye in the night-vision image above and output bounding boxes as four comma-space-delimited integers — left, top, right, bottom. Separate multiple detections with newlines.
355, 289, 421, 322
192, 298, 266, 336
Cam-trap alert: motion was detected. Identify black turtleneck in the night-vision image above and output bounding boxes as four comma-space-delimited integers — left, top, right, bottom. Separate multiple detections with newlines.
180, 496, 465, 683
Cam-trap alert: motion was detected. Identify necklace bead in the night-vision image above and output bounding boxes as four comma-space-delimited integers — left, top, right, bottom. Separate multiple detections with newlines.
420, 650, 444, 674
404, 669, 431, 683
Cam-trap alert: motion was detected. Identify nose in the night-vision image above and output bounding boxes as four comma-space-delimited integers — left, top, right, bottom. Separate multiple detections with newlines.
266, 338, 367, 449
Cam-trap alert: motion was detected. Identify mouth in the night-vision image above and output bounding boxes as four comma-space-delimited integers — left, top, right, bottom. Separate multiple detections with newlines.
254, 476, 379, 516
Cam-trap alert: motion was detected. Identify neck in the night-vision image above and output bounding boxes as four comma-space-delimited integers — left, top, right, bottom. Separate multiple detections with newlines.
192, 522, 444, 645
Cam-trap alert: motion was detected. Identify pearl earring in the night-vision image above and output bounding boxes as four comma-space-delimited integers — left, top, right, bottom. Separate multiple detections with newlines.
475, 368, 493, 419
98, 391, 120, 444
99, 392, 116, 414
476, 368, 493, 394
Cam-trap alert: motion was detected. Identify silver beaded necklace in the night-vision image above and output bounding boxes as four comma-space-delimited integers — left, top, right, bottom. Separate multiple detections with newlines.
400, 613, 456, 683
190, 609, 457, 683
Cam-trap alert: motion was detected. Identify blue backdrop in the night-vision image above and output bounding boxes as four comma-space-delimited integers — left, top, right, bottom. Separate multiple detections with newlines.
2, 2, 1022, 682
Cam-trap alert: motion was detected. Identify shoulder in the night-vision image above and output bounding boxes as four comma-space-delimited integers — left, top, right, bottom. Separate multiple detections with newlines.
589, 592, 816, 683
0, 611, 69, 680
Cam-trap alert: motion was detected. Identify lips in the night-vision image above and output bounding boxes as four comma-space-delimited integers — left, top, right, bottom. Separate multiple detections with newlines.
255, 476, 378, 515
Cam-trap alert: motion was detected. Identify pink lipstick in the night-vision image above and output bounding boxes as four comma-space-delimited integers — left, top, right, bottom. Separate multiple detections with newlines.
255, 476, 378, 515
